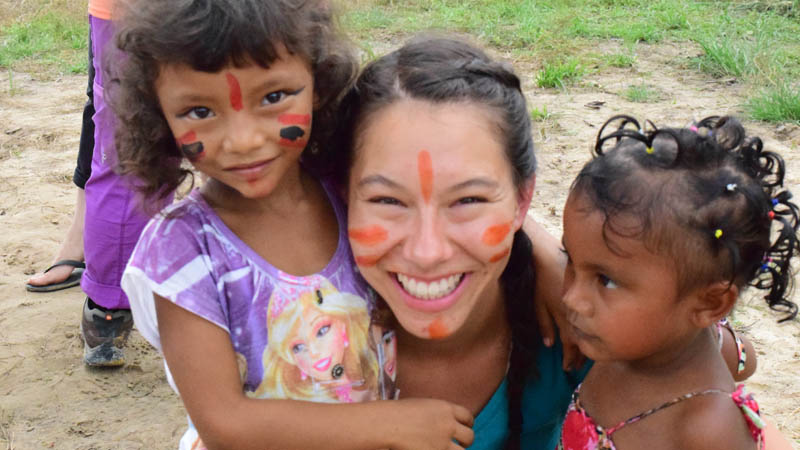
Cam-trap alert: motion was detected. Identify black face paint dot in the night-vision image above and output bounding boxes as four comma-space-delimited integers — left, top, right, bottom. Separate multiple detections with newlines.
280, 126, 305, 141
181, 142, 204, 159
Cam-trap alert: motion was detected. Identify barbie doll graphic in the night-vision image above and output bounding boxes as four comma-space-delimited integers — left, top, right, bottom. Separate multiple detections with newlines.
256, 275, 384, 403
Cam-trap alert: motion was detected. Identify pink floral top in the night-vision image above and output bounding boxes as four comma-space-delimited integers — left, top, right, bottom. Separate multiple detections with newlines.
559, 384, 764, 450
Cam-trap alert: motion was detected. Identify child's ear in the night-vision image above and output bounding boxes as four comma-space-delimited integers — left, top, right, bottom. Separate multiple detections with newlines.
513, 176, 536, 230
689, 281, 738, 328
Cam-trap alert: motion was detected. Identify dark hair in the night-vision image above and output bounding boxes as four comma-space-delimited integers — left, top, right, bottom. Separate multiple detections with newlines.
109, 0, 357, 208
572, 114, 799, 322
338, 36, 538, 449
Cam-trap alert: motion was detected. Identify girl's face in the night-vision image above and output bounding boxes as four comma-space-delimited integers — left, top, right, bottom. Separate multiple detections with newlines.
155, 48, 314, 199
561, 192, 697, 363
289, 307, 348, 381
348, 100, 531, 341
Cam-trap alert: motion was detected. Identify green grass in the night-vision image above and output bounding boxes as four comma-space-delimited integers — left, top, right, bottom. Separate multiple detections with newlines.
0, 11, 87, 75
623, 83, 660, 103
608, 52, 636, 68
745, 83, 800, 124
529, 105, 552, 122
536, 59, 584, 89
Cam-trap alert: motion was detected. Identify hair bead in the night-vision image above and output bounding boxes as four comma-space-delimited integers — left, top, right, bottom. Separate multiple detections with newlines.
714, 229, 724, 239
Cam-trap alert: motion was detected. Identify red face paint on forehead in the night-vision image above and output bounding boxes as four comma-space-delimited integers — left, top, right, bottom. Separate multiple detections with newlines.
349, 225, 389, 247
278, 114, 311, 126
482, 222, 513, 246
426, 318, 449, 339
418, 150, 434, 202
489, 248, 511, 263
225, 73, 243, 111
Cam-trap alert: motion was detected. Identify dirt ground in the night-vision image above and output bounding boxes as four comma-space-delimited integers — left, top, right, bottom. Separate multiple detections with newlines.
1, 40, 799, 449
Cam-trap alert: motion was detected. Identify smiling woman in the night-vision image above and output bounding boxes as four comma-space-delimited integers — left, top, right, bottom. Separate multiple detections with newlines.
339, 36, 588, 449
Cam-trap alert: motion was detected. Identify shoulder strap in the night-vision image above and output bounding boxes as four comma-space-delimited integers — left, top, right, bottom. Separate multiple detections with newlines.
606, 389, 727, 435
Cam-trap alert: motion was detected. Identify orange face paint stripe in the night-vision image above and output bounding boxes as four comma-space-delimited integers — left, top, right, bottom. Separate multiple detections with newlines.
354, 255, 380, 267
489, 248, 511, 263
418, 150, 434, 203
482, 222, 513, 246
426, 317, 449, 339
348, 225, 389, 247
278, 114, 311, 126
225, 73, 243, 111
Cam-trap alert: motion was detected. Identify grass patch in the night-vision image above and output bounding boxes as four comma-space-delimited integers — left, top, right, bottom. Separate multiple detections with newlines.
623, 83, 660, 103
693, 36, 758, 78
0, 10, 87, 75
745, 83, 800, 124
608, 52, 636, 68
536, 59, 584, 89
529, 105, 552, 122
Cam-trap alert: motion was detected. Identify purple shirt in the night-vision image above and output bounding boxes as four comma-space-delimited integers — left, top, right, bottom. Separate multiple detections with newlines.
123, 181, 395, 413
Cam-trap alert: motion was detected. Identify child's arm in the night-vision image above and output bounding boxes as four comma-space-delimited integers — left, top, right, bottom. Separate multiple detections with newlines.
764, 419, 795, 450
522, 215, 584, 370
155, 294, 474, 450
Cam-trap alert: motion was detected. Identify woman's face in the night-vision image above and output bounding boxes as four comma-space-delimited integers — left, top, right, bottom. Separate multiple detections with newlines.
289, 308, 348, 381
348, 99, 532, 340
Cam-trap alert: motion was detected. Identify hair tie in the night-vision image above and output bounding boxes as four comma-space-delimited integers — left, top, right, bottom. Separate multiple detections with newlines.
645, 146, 655, 155
714, 229, 723, 239
772, 198, 779, 206
690, 125, 699, 132
768, 211, 775, 220
726, 183, 737, 192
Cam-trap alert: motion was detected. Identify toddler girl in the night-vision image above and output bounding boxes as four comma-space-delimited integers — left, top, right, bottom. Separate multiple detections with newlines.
114, 1, 472, 449
558, 115, 798, 449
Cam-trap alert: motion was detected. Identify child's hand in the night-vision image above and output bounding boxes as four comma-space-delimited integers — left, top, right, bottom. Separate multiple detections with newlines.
387, 399, 474, 449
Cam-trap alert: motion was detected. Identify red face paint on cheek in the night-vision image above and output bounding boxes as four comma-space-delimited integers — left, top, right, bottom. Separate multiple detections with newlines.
225, 73, 243, 111
354, 255, 380, 267
489, 248, 511, 263
278, 114, 311, 126
482, 222, 513, 246
426, 318, 449, 339
418, 150, 434, 202
176, 131, 205, 161
349, 225, 389, 247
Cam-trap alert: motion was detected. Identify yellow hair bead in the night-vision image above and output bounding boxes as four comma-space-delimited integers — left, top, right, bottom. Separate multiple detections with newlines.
714, 229, 723, 239
645, 147, 655, 154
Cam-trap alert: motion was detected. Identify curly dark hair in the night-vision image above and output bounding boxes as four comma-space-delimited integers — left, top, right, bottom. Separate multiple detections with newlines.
108, 0, 357, 209
336, 35, 538, 450
573, 115, 799, 322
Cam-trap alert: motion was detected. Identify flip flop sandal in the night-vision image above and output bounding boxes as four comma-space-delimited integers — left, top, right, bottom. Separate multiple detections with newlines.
25, 259, 85, 293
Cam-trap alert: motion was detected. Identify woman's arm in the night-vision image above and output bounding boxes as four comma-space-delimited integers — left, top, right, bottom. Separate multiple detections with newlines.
522, 216, 584, 371
155, 295, 474, 450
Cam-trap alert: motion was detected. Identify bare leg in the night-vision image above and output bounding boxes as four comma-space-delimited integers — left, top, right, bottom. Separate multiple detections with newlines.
27, 187, 86, 286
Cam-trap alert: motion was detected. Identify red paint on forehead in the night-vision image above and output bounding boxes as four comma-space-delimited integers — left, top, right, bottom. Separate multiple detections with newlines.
177, 130, 197, 145
418, 150, 434, 202
278, 114, 311, 126
225, 73, 243, 111
354, 254, 380, 267
349, 225, 389, 247
426, 318, 449, 339
482, 222, 513, 246
489, 248, 511, 263
279, 138, 308, 149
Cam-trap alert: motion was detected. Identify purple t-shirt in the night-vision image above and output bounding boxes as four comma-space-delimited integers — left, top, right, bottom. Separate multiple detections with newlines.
123, 182, 396, 412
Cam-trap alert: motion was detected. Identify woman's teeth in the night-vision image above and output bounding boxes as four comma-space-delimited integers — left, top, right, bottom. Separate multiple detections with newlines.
396, 273, 463, 300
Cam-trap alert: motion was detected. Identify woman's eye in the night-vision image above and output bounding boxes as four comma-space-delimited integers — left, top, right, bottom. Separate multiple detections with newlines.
599, 274, 618, 289
185, 107, 213, 120
263, 91, 287, 105
316, 324, 330, 338
456, 196, 487, 205
368, 196, 403, 206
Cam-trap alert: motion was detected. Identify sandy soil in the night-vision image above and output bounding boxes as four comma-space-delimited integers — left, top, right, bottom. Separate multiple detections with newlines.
0, 40, 798, 449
